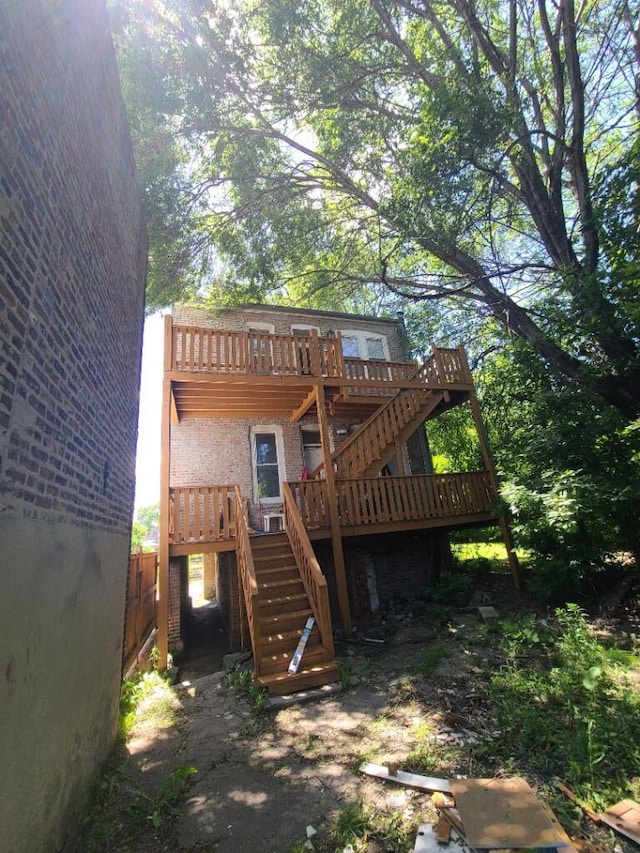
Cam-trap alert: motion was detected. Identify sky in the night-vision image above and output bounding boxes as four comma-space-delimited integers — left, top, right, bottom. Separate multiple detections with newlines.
133, 312, 165, 512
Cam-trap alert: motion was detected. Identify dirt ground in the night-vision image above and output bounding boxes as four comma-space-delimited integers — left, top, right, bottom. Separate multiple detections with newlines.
79, 576, 640, 853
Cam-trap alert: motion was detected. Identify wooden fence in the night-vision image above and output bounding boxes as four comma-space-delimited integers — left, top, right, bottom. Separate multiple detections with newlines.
122, 549, 158, 672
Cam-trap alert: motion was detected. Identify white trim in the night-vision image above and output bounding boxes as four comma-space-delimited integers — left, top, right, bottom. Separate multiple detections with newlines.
250, 425, 285, 505
245, 321, 275, 333
291, 323, 320, 336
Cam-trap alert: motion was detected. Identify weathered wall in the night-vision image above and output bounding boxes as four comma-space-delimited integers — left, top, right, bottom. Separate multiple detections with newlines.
0, 1, 146, 850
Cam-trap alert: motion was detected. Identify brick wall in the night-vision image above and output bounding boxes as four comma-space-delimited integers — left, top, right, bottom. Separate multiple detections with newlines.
1, 1, 147, 533
0, 1, 146, 851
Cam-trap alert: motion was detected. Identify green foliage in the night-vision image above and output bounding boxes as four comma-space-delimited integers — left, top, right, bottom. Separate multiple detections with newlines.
119, 670, 178, 741
129, 520, 146, 551
331, 801, 412, 853
112, 0, 640, 421
478, 335, 640, 598
481, 605, 640, 806
130, 765, 197, 827
222, 666, 268, 710
418, 642, 449, 676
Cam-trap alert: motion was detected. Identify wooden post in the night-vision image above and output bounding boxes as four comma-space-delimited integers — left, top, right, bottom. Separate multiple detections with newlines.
467, 387, 524, 592
157, 316, 173, 669
316, 382, 352, 635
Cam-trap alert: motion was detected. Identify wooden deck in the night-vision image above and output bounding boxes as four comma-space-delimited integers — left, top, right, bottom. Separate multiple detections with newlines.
167, 472, 498, 555
166, 321, 474, 422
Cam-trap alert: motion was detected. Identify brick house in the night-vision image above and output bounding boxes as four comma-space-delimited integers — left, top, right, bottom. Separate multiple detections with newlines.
159, 304, 520, 694
0, 1, 146, 850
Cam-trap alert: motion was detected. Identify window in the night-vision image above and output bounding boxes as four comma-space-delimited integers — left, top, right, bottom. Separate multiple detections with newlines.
291, 324, 319, 337
340, 330, 389, 361
251, 427, 283, 502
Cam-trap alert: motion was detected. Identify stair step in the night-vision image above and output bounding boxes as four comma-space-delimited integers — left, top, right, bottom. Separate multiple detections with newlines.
258, 577, 305, 593
257, 661, 341, 696
260, 608, 313, 632
259, 592, 309, 616
258, 642, 327, 675
260, 625, 321, 653
255, 568, 300, 586
254, 558, 297, 573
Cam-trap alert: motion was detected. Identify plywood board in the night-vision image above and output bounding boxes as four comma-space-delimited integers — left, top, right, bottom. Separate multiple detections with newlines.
449, 777, 568, 849
599, 799, 640, 845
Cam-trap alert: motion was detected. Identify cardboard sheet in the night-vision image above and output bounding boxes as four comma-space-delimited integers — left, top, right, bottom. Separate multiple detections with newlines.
599, 799, 640, 845
449, 777, 568, 849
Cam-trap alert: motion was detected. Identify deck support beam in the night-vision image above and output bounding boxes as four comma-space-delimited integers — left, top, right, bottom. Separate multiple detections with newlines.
315, 382, 352, 636
467, 385, 523, 592
158, 318, 174, 669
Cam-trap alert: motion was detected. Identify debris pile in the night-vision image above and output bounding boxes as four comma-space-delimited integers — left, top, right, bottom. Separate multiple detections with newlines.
360, 762, 640, 853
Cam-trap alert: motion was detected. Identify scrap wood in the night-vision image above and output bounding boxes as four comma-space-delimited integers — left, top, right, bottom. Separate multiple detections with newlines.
598, 798, 640, 846
439, 807, 466, 839
432, 791, 456, 809
554, 781, 600, 823
414, 823, 466, 853
433, 813, 452, 843
450, 777, 570, 849
359, 762, 451, 793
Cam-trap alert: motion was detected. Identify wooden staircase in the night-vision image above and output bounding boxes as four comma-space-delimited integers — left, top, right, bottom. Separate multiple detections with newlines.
250, 533, 340, 696
331, 385, 448, 479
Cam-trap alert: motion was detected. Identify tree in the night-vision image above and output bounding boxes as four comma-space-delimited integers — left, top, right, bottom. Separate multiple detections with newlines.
111, 0, 640, 417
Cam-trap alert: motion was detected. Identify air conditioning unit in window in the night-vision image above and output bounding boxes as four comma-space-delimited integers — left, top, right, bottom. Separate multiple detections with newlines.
263, 513, 285, 533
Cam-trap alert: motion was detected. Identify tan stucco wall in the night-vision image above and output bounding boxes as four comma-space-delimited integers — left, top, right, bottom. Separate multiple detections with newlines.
0, 519, 130, 852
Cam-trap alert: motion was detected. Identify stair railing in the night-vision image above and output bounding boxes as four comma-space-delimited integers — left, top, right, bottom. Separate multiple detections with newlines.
283, 483, 335, 658
234, 486, 263, 666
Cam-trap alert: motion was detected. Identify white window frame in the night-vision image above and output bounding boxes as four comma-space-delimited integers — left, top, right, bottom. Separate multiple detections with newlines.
245, 321, 275, 333
250, 425, 285, 505
339, 329, 390, 361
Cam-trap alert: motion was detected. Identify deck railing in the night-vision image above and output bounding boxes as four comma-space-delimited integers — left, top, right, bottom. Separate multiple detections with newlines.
169, 472, 496, 545
283, 485, 334, 657
171, 325, 344, 378
234, 486, 262, 662
291, 479, 330, 530
337, 471, 496, 528
331, 385, 436, 479
169, 485, 237, 544
168, 324, 473, 388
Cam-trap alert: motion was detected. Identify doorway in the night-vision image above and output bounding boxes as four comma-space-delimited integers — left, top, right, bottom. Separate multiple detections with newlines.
302, 425, 323, 475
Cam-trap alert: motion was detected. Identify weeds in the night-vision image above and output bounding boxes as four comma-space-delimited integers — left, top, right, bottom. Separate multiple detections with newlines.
330, 801, 413, 853
129, 765, 197, 827
417, 642, 449, 676
222, 665, 268, 710
480, 604, 640, 808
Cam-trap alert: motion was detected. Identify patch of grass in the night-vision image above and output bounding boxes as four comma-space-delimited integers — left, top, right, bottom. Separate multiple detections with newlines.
417, 642, 449, 676
222, 665, 268, 710
129, 764, 197, 827
405, 740, 460, 777
330, 801, 413, 853
481, 604, 640, 808
119, 670, 178, 740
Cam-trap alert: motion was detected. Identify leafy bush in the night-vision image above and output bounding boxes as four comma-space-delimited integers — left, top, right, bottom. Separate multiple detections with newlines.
481, 605, 640, 807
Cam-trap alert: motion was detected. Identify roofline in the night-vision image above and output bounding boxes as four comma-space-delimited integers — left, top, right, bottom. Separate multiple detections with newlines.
175, 302, 405, 327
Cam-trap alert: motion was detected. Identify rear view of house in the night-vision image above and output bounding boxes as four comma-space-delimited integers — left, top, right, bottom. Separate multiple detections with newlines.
158, 305, 519, 694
